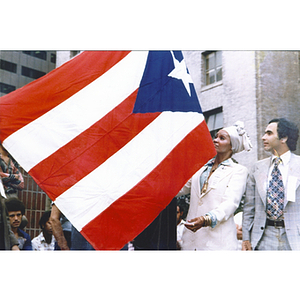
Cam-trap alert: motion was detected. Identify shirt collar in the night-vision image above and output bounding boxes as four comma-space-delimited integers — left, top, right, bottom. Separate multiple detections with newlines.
40, 232, 47, 243
205, 157, 233, 168
271, 150, 291, 166
40, 232, 56, 245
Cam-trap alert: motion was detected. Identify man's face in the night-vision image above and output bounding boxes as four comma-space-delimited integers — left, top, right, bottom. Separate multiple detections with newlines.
8, 210, 22, 229
262, 122, 281, 154
43, 220, 53, 235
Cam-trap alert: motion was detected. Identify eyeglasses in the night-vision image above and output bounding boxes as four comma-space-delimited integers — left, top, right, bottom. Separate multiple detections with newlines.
8, 213, 22, 218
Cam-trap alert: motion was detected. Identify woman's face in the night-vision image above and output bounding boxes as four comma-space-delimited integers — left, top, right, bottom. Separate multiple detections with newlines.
213, 129, 232, 155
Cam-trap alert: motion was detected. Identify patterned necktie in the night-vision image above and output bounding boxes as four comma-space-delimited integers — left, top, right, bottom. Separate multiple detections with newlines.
266, 157, 284, 220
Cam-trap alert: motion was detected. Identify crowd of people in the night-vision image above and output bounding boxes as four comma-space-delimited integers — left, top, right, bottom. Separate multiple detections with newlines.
1, 117, 300, 251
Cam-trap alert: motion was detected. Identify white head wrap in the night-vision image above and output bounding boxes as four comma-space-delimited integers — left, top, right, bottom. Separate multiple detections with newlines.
222, 121, 252, 154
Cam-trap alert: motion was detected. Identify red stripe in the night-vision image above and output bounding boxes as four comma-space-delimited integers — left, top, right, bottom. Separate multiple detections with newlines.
29, 89, 160, 200
81, 121, 216, 250
0, 51, 130, 142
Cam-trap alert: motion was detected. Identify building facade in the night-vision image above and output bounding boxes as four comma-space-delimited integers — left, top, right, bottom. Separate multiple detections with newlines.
0, 50, 57, 239
183, 50, 300, 170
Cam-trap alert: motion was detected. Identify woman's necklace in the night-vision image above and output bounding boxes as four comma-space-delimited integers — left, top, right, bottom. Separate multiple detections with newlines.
201, 155, 232, 194
201, 166, 217, 194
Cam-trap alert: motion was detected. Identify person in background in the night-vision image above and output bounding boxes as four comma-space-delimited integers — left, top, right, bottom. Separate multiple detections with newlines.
176, 203, 186, 250
70, 225, 95, 250
50, 203, 94, 250
178, 121, 252, 250
32, 210, 56, 251
0, 143, 27, 229
0, 185, 19, 250
50, 203, 71, 250
5, 197, 31, 250
234, 211, 243, 250
0, 144, 24, 198
242, 118, 300, 250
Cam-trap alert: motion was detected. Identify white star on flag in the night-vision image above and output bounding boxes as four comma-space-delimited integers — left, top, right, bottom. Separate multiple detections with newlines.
168, 51, 193, 96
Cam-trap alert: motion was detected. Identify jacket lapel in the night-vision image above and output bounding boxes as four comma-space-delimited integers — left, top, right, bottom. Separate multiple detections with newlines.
255, 158, 270, 207
200, 165, 235, 198
285, 154, 300, 206
255, 154, 300, 208
288, 154, 300, 189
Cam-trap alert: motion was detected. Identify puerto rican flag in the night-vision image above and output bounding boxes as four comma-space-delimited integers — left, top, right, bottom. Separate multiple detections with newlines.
0, 51, 215, 250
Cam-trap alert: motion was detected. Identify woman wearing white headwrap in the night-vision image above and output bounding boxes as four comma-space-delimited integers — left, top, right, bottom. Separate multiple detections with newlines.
178, 121, 252, 250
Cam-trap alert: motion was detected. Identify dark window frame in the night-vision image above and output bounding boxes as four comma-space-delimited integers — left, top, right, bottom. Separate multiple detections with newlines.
0, 82, 16, 94
70, 51, 80, 58
203, 107, 223, 139
22, 51, 47, 60
21, 66, 46, 79
0, 59, 17, 73
50, 53, 56, 64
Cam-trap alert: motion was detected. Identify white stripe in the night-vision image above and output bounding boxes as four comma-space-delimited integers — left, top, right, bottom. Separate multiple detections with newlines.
55, 112, 204, 231
3, 51, 149, 172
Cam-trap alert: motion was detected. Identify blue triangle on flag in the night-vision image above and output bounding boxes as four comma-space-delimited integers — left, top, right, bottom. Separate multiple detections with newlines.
133, 51, 202, 114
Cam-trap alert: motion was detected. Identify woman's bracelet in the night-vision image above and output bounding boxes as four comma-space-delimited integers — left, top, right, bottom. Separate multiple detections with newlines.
203, 215, 212, 227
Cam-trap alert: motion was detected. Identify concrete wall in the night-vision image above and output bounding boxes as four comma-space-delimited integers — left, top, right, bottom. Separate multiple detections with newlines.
256, 51, 300, 158
184, 50, 258, 170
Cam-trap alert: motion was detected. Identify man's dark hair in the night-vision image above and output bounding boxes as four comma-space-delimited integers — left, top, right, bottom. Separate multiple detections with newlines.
5, 197, 25, 215
176, 196, 189, 220
177, 204, 184, 214
39, 210, 51, 229
269, 118, 299, 151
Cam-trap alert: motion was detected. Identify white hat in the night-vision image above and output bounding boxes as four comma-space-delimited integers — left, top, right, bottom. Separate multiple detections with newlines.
223, 121, 252, 154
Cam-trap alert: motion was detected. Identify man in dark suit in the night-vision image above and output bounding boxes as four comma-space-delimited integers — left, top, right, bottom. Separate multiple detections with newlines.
242, 118, 300, 250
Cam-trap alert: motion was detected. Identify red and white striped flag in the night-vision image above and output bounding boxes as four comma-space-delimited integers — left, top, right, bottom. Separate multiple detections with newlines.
0, 51, 215, 249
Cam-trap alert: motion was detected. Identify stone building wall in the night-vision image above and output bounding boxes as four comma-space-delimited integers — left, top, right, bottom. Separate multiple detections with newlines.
184, 50, 300, 170
255, 51, 300, 159
183, 50, 258, 170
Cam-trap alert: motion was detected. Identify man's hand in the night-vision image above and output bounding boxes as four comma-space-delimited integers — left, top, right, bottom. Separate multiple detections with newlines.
242, 240, 252, 251
50, 204, 70, 250
236, 224, 243, 240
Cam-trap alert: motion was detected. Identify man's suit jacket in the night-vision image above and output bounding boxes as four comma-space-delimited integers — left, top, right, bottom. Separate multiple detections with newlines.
242, 153, 300, 250
178, 159, 248, 250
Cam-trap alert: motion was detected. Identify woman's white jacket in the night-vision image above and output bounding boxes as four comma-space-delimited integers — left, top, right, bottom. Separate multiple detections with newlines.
178, 159, 248, 250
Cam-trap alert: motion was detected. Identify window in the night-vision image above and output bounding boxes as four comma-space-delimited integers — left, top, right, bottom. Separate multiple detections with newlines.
204, 51, 222, 85
70, 51, 80, 58
22, 51, 47, 60
50, 53, 56, 64
0, 82, 16, 94
204, 107, 223, 138
21, 66, 46, 79
0, 59, 17, 73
